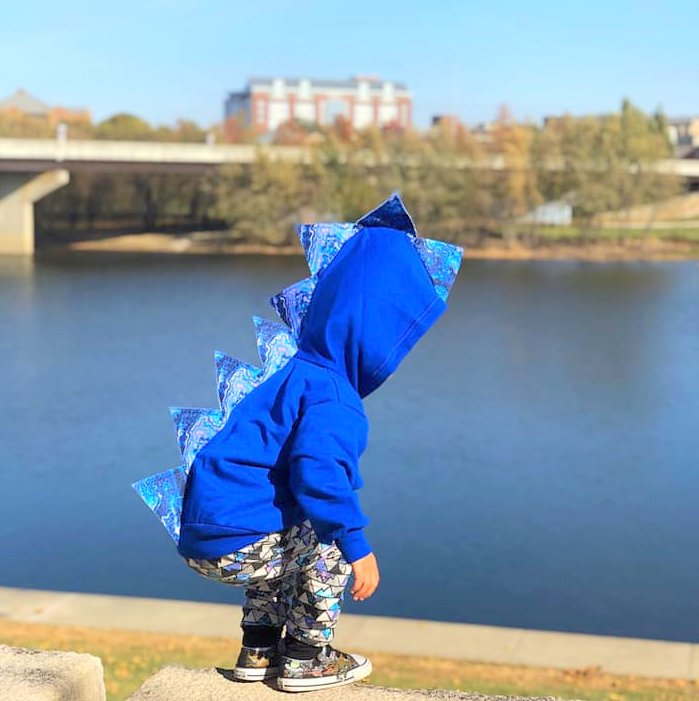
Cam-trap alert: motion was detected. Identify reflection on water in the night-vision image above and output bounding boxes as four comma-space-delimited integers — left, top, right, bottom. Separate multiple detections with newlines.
1, 252, 698, 642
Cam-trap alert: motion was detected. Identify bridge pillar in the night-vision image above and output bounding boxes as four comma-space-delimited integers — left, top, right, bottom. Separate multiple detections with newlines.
0, 169, 70, 255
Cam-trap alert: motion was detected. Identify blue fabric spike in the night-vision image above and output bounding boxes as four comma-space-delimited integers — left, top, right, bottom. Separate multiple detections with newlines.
253, 316, 296, 367
413, 237, 464, 301
219, 362, 263, 416
131, 466, 187, 543
253, 316, 298, 379
170, 406, 225, 468
214, 351, 246, 407
356, 191, 417, 238
269, 277, 316, 340
297, 222, 358, 277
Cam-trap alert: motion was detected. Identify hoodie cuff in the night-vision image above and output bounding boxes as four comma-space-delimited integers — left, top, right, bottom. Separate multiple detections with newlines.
336, 529, 372, 564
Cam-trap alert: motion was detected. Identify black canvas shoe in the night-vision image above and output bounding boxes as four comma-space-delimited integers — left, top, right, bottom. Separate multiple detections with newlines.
277, 644, 372, 692
232, 642, 281, 681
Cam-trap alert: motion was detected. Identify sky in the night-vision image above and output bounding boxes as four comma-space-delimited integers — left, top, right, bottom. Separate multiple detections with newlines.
1, 0, 696, 129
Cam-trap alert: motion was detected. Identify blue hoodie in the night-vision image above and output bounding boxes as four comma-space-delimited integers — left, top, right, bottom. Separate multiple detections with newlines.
133, 195, 462, 565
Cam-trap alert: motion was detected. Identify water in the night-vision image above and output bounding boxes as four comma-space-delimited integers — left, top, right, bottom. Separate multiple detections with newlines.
1, 252, 698, 642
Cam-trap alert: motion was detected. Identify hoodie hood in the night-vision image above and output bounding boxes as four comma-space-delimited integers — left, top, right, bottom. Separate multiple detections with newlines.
296, 224, 448, 397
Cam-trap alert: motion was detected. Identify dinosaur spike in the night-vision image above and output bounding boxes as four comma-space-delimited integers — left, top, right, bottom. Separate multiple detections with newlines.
413, 237, 464, 301
297, 222, 358, 277
356, 191, 417, 238
131, 466, 187, 543
269, 277, 316, 340
259, 326, 298, 380
169, 406, 225, 468
214, 351, 246, 407
253, 316, 293, 366
220, 362, 264, 417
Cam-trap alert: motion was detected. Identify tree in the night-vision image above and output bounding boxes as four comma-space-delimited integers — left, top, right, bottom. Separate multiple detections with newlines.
95, 113, 153, 141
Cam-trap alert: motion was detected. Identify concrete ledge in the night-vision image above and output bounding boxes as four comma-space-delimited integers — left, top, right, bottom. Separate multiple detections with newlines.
125, 666, 572, 701
0, 644, 105, 701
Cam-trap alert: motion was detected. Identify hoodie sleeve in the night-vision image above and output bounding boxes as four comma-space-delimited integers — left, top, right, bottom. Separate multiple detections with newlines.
287, 400, 371, 564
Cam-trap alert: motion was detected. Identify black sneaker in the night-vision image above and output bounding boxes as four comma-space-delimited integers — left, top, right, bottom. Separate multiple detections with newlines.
232, 642, 281, 681
277, 644, 372, 692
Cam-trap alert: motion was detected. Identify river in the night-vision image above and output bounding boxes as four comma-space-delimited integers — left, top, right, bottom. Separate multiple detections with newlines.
1, 251, 697, 642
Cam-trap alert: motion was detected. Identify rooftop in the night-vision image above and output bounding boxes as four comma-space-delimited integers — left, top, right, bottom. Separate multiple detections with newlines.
242, 76, 409, 91
0, 89, 51, 115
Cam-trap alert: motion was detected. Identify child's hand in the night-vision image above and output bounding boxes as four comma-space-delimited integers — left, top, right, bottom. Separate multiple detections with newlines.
350, 552, 380, 601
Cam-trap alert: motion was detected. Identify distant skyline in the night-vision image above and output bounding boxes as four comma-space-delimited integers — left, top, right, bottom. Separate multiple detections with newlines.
1, 0, 696, 129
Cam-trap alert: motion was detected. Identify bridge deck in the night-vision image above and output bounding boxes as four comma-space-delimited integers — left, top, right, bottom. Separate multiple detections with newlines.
0, 138, 697, 176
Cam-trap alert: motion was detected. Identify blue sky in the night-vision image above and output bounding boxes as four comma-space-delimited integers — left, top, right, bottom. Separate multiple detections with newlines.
1, 0, 696, 128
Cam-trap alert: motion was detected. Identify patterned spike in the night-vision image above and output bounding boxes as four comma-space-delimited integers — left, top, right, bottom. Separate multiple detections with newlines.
220, 362, 263, 416
131, 466, 187, 543
356, 191, 417, 238
269, 277, 316, 340
214, 351, 246, 407
253, 317, 292, 366
413, 237, 464, 301
253, 316, 298, 379
170, 406, 225, 468
297, 222, 358, 277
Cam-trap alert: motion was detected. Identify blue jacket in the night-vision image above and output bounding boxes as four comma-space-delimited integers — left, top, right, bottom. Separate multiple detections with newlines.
133, 195, 462, 565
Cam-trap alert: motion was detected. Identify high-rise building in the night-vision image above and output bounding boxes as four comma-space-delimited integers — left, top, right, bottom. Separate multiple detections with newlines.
225, 76, 412, 133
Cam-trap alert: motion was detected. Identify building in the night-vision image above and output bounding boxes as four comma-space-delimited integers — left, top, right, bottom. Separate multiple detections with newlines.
225, 76, 412, 133
667, 117, 699, 157
0, 89, 90, 126
516, 200, 573, 226
431, 114, 462, 133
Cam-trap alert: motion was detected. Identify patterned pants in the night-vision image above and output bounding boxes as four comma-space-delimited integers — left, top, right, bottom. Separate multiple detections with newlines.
183, 520, 352, 645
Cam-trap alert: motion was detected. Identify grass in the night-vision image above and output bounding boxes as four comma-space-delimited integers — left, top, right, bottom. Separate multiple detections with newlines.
1, 619, 697, 701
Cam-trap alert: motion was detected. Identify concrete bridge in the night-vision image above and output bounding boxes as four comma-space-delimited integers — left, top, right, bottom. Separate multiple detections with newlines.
0, 138, 309, 255
2, 137, 698, 255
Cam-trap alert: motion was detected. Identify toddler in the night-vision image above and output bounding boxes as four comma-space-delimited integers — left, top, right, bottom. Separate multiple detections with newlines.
133, 193, 462, 692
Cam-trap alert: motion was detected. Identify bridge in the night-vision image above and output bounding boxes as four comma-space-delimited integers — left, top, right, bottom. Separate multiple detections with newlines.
1, 137, 698, 255
0, 138, 312, 254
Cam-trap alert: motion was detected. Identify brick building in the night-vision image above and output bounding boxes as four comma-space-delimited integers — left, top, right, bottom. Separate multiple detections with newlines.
225, 76, 412, 133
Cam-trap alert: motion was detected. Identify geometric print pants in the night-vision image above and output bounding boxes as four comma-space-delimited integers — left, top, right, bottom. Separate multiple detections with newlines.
182, 520, 352, 646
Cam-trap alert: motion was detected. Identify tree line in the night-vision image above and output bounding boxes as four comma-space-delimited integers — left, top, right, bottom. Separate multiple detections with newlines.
32, 100, 681, 247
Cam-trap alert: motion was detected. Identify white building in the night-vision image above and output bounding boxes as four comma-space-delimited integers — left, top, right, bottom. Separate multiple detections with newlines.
225, 76, 412, 132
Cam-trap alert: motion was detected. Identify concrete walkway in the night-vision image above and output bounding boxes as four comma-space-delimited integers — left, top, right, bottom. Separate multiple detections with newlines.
0, 586, 695, 681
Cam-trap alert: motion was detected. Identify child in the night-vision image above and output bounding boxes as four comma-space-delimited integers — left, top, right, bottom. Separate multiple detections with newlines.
133, 193, 462, 692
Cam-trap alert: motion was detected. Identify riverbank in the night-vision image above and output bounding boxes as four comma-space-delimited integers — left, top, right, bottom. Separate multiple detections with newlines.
57, 230, 699, 262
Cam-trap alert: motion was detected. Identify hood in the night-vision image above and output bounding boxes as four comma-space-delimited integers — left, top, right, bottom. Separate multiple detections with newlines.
295, 225, 447, 398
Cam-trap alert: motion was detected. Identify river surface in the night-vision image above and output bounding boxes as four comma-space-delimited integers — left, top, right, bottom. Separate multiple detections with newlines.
1, 252, 698, 642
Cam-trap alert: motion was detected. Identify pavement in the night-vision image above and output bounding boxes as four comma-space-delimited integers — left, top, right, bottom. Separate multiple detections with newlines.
0, 585, 696, 680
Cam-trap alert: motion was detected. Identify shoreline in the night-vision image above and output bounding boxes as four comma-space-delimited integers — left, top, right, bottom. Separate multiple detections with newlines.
1, 585, 696, 681
53, 231, 699, 262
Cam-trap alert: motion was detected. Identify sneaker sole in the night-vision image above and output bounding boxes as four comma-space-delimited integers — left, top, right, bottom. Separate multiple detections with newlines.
232, 666, 279, 681
277, 658, 372, 692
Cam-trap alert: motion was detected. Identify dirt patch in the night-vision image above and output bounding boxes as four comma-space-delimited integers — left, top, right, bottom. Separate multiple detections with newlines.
62, 231, 699, 262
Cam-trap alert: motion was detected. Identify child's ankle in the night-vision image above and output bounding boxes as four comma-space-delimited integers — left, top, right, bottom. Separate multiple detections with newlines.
284, 634, 324, 660
242, 625, 283, 648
